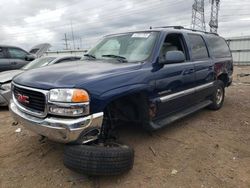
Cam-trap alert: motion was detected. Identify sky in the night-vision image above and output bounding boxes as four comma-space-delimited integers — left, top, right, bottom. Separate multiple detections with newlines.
0, 0, 250, 51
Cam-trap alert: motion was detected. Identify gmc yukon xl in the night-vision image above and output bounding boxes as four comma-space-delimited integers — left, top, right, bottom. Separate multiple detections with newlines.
9, 26, 233, 175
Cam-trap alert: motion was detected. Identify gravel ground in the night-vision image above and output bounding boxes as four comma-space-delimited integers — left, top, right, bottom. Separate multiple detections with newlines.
0, 66, 249, 188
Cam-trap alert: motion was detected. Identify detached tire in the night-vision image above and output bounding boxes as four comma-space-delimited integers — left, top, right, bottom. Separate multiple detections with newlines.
63, 142, 134, 176
208, 80, 225, 110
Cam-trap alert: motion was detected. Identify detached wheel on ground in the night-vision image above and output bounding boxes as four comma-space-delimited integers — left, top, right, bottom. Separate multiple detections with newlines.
63, 142, 134, 176
208, 80, 225, 110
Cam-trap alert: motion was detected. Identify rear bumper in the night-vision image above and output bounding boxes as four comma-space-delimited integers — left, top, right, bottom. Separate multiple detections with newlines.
9, 100, 104, 143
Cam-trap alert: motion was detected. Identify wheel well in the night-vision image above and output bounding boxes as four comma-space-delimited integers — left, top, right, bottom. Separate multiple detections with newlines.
103, 92, 149, 128
217, 73, 229, 86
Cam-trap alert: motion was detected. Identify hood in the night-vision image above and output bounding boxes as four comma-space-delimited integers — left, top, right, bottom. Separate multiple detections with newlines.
29, 43, 51, 57
13, 60, 142, 90
0, 70, 24, 83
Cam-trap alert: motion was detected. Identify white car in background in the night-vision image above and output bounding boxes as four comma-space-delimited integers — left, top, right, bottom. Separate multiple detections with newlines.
0, 56, 81, 106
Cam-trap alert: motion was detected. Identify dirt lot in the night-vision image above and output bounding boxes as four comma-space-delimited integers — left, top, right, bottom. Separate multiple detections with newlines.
0, 66, 250, 188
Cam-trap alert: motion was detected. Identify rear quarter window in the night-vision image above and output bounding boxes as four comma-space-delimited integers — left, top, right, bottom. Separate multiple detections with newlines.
206, 36, 231, 58
188, 34, 209, 60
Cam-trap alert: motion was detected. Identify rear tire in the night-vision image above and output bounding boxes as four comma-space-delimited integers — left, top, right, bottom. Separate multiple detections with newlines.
208, 80, 225, 110
63, 142, 134, 176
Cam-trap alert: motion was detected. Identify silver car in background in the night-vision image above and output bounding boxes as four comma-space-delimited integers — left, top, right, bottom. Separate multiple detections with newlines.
0, 56, 81, 106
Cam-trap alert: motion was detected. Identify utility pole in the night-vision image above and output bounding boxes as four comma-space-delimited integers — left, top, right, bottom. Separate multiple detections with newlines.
63, 33, 69, 50
191, 0, 206, 31
70, 20, 76, 50
209, 0, 220, 33
79, 38, 83, 49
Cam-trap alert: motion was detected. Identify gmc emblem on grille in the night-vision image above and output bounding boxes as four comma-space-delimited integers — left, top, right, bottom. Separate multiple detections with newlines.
17, 94, 29, 104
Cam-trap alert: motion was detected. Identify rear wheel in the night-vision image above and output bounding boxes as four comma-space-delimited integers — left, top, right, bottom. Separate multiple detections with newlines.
208, 80, 225, 110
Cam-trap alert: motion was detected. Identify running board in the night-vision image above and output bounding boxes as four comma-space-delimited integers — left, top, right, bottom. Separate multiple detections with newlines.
149, 100, 212, 130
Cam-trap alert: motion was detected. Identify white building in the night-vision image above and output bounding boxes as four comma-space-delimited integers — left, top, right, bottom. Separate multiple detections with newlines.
227, 36, 250, 65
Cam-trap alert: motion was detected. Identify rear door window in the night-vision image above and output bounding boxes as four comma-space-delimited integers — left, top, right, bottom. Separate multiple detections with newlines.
188, 34, 209, 60
206, 36, 231, 58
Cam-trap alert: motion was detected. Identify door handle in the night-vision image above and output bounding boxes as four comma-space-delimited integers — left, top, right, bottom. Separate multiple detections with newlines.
189, 68, 194, 73
11, 62, 17, 65
183, 68, 194, 75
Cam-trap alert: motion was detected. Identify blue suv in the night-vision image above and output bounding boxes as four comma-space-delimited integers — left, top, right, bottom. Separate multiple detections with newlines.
9, 26, 233, 175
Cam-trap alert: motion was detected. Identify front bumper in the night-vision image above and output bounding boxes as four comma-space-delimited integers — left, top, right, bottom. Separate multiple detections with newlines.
9, 100, 104, 143
0, 90, 11, 106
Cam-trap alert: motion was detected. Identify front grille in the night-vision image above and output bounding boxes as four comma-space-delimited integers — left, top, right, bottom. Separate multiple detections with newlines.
13, 85, 46, 113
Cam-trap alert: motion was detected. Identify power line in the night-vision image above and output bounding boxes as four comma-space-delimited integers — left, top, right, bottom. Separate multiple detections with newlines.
0, 0, 187, 37
1, 0, 163, 28
29, 0, 185, 26
0, 0, 185, 33
1, 1, 249, 39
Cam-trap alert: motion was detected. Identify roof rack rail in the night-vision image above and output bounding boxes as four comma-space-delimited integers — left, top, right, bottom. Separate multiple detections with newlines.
180, 27, 219, 36
152, 26, 218, 36
153, 26, 184, 29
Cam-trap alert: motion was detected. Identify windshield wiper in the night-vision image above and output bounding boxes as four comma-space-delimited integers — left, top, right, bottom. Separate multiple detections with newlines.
84, 54, 96, 59
102, 54, 128, 62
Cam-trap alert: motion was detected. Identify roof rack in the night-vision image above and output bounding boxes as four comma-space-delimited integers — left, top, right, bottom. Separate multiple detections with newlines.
153, 26, 184, 29
152, 26, 218, 36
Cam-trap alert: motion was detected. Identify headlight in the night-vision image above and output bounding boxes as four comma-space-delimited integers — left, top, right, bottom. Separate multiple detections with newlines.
1, 82, 11, 91
48, 89, 90, 117
49, 89, 89, 103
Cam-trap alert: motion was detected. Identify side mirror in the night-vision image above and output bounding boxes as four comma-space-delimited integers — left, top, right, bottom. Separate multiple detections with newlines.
25, 54, 35, 61
160, 51, 185, 64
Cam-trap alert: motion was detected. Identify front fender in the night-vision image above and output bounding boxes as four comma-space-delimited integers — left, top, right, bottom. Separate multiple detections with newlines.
90, 84, 154, 113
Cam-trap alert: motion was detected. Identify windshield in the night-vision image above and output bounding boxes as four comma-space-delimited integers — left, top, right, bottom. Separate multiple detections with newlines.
86, 32, 158, 63
22, 57, 56, 70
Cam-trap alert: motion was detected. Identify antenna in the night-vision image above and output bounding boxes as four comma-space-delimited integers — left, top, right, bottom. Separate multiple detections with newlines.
209, 0, 220, 33
191, 0, 206, 31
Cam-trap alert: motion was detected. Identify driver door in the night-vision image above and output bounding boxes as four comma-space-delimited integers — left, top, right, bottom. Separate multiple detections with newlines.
154, 33, 196, 119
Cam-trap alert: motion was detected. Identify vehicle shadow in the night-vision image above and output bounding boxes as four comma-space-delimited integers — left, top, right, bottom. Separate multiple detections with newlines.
0, 106, 9, 112
116, 108, 207, 143
92, 108, 210, 185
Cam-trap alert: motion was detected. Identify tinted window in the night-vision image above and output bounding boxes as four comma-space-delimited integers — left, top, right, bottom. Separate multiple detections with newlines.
8, 48, 28, 59
206, 36, 231, 58
189, 34, 209, 60
0, 48, 5, 58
